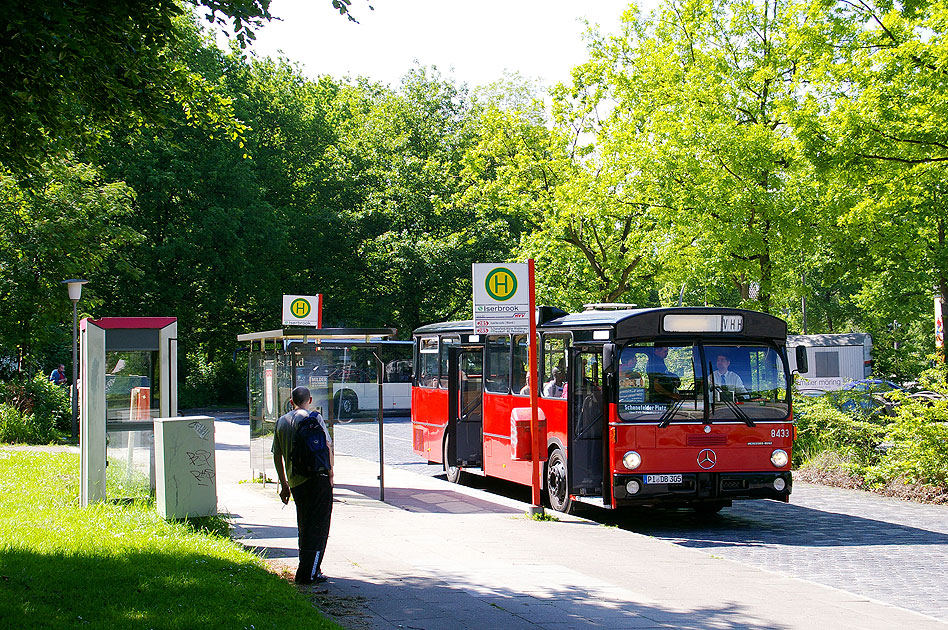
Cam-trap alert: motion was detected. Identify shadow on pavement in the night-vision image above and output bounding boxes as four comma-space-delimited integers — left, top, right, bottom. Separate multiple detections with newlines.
604, 500, 948, 549
337, 483, 524, 515
317, 573, 790, 630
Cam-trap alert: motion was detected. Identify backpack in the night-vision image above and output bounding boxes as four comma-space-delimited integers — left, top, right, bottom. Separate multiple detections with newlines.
290, 411, 331, 477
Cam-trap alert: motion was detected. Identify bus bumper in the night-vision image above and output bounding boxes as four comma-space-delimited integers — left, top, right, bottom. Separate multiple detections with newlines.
612, 472, 792, 506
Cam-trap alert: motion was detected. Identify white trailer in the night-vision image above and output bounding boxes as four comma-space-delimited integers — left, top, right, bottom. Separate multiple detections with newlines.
787, 333, 873, 393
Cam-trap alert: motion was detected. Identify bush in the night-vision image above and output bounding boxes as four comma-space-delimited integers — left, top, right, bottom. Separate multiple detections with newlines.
793, 394, 886, 473
794, 363, 948, 499
0, 404, 60, 443
178, 351, 246, 409
0, 374, 71, 433
864, 397, 948, 489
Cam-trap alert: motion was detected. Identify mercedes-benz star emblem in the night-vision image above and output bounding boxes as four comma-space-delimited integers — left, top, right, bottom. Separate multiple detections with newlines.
697, 449, 717, 469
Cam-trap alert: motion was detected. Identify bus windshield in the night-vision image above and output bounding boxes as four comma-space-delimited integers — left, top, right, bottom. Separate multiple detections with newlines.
617, 342, 789, 423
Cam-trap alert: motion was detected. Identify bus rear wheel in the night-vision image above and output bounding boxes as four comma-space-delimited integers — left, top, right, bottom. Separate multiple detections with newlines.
546, 448, 571, 513
443, 435, 462, 484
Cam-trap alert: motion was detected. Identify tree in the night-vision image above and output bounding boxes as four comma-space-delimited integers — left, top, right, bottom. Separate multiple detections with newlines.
93, 26, 345, 360
794, 0, 948, 372
0, 160, 138, 373
551, 0, 818, 313
325, 67, 529, 333
0, 0, 366, 175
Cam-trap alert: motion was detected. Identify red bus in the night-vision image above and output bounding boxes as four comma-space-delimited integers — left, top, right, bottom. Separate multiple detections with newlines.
411, 305, 798, 513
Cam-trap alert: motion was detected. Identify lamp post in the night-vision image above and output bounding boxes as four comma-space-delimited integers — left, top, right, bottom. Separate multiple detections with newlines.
62, 279, 88, 440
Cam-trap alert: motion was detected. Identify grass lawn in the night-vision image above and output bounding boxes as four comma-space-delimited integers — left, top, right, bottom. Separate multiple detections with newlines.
0, 450, 340, 630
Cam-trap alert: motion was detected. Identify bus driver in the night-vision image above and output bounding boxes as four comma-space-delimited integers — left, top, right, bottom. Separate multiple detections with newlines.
712, 353, 746, 399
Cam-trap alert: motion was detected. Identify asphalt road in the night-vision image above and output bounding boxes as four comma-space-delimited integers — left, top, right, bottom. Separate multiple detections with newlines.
332, 416, 948, 623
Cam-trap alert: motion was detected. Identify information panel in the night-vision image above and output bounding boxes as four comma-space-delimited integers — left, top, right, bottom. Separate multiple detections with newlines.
282, 294, 322, 327
472, 263, 530, 335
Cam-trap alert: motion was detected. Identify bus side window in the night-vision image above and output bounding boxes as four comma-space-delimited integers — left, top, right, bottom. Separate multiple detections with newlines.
542, 334, 569, 398
512, 335, 531, 395
485, 335, 511, 394
439, 335, 460, 389
418, 336, 439, 388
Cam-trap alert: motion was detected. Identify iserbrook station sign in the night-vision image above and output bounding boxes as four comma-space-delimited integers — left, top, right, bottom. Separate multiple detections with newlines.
472, 264, 530, 335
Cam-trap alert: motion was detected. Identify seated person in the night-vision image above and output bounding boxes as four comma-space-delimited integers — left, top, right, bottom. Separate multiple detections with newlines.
542, 367, 566, 398
519, 371, 533, 395
647, 345, 681, 402
712, 353, 746, 399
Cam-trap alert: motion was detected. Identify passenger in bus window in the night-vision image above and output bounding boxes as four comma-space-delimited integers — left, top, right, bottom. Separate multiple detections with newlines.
647, 345, 681, 402
712, 353, 746, 399
518, 369, 532, 395
542, 367, 566, 398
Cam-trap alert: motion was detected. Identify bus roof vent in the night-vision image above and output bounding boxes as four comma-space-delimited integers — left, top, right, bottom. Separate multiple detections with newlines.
583, 303, 638, 311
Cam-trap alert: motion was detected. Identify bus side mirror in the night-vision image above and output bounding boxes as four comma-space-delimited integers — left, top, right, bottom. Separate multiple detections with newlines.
795, 346, 808, 374
603, 343, 617, 377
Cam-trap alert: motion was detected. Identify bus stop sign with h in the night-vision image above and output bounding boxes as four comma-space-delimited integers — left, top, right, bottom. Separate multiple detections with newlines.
473, 262, 544, 513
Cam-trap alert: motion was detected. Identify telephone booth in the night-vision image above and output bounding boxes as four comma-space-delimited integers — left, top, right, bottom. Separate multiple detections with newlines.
80, 317, 177, 506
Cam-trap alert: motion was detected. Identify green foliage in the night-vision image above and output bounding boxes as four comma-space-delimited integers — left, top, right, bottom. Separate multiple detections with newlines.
178, 350, 246, 408
865, 404, 948, 488
794, 376, 948, 493
792, 394, 886, 473
549, 0, 817, 313
0, 375, 71, 432
0, 405, 60, 444
0, 1, 258, 175
0, 159, 139, 373
526, 510, 560, 522
791, 0, 948, 369
0, 375, 70, 443
0, 451, 338, 629
7, 0, 948, 417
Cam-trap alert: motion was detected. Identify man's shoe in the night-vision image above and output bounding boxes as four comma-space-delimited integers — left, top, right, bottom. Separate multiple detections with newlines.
314, 574, 329, 583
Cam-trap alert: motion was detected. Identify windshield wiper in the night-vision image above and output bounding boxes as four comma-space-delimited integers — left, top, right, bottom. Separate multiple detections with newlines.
723, 399, 755, 427
658, 400, 683, 429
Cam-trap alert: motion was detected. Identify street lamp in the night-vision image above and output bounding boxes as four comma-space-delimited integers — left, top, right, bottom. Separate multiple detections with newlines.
62, 279, 88, 440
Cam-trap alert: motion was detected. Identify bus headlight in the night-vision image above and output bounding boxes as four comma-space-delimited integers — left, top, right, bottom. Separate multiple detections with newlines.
773, 477, 787, 492
622, 451, 642, 470
770, 449, 789, 468
626, 479, 641, 495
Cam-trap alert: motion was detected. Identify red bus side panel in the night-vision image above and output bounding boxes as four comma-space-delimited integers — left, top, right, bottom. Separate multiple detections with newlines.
411, 386, 448, 463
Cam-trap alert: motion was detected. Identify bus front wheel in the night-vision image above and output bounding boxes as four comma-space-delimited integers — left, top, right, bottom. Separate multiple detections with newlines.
443, 435, 462, 484
546, 448, 572, 513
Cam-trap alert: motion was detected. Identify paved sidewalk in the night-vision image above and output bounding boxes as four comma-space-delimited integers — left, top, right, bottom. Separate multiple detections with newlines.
214, 417, 947, 630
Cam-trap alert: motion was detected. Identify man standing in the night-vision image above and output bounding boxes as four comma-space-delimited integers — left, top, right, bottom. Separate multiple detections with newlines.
48, 364, 67, 385
272, 386, 334, 584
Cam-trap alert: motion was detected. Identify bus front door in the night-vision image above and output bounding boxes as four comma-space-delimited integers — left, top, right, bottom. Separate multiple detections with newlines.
567, 347, 604, 499
447, 346, 484, 470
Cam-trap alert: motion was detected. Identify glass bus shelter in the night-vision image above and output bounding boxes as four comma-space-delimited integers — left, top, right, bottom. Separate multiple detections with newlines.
237, 327, 412, 490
